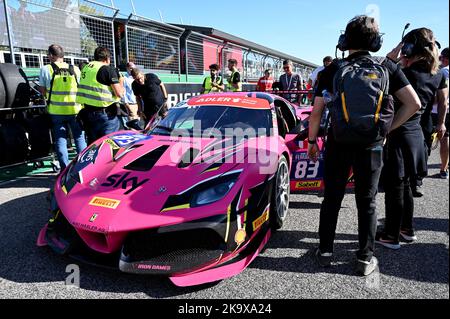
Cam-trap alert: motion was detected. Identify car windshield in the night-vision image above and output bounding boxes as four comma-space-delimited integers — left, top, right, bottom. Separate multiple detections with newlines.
148, 104, 273, 138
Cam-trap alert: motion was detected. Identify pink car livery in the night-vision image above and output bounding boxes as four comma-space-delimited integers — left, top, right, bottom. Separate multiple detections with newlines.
37, 92, 333, 287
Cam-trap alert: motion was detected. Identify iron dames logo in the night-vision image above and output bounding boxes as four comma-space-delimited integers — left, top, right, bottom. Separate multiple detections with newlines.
101, 172, 149, 195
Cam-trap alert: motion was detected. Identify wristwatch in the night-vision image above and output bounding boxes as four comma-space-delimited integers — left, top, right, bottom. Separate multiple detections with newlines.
308, 139, 317, 144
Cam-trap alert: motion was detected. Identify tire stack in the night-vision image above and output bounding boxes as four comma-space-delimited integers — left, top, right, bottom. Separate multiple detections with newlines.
0, 63, 51, 167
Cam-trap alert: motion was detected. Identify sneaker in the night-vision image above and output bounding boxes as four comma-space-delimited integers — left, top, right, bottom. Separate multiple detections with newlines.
440, 170, 449, 180
411, 185, 424, 198
315, 248, 332, 267
375, 232, 401, 250
356, 256, 379, 276
400, 228, 417, 242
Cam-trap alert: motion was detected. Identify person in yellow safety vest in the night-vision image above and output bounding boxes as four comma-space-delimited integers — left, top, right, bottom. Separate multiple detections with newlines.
38, 44, 87, 171
201, 64, 224, 94
76, 47, 124, 144
226, 59, 242, 92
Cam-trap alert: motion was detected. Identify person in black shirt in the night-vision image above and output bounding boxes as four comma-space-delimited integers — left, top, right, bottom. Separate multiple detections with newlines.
78, 47, 124, 144
308, 15, 421, 276
376, 28, 448, 249
131, 68, 168, 124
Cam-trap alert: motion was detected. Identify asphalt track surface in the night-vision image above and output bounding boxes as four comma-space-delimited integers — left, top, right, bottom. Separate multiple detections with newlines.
0, 150, 448, 299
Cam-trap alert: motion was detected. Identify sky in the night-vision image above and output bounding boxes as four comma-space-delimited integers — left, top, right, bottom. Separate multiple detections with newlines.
109, 0, 449, 65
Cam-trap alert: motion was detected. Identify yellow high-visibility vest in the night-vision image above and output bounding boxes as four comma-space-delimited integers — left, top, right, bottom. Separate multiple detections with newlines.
76, 61, 120, 108
46, 62, 81, 115
204, 75, 222, 93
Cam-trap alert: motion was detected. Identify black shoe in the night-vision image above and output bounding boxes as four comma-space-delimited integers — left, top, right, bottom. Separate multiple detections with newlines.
412, 185, 424, 198
355, 256, 379, 276
399, 228, 417, 242
315, 248, 332, 267
375, 232, 401, 250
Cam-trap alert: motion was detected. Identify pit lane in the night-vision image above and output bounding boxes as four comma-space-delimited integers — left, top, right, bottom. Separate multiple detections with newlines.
0, 150, 447, 299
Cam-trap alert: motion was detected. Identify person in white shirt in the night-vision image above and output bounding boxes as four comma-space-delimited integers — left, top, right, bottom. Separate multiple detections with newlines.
308, 56, 333, 89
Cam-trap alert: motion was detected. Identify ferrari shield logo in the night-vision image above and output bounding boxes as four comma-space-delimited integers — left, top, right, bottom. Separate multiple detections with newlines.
89, 213, 98, 222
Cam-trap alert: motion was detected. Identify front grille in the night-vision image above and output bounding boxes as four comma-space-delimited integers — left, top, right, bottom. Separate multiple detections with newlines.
122, 228, 226, 273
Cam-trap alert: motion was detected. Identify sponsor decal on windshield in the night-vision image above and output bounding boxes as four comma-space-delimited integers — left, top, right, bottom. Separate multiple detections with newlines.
188, 96, 269, 109
110, 133, 152, 148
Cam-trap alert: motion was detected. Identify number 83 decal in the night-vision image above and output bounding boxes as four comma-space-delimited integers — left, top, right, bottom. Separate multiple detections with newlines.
294, 160, 321, 179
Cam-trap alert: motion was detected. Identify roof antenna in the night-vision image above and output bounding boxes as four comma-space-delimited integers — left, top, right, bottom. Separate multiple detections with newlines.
158, 10, 164, 23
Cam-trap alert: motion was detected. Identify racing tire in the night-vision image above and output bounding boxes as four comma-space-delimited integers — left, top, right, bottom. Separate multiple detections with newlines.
270, 155, 290, 230
0, 63, 31, 109
0, 74, 6, 109
21, 113, 52, 160
0, 119, 29, 166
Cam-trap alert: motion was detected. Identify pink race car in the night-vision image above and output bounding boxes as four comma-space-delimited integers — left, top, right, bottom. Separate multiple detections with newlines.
37, 92, 329, 287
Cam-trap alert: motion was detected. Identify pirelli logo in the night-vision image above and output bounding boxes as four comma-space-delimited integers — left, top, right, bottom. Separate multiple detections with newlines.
252, 209, 269, 231
295, 181, 322, 189
89, 197, 121, 209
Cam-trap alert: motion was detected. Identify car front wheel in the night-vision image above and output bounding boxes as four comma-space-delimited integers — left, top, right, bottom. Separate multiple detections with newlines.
270, 156, 290, 230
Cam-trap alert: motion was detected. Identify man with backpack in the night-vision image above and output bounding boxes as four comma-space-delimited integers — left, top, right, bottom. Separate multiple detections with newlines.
307, 16, 421, 276
39, 44, 87, 171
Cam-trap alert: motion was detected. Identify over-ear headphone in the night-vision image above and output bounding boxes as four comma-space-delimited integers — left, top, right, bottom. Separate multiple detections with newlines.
336, 28, 383, 52
401, 27, 440, 58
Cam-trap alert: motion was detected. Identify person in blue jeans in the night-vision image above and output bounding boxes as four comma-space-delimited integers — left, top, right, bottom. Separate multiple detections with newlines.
39, 44, 87, 170
50, 115, 87, 170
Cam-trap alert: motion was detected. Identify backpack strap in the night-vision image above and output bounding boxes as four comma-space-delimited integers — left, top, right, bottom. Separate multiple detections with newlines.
68, 64, 78, 85
47, 63, 60, 106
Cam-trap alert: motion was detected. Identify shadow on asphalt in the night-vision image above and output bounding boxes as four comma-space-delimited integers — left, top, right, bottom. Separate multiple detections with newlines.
250, 229, 448, 284
378, 217, 449, 234
0, 187, 220, 298
0, 179, 447, 298
289, 201, 322, 210
0, 175, 56, 189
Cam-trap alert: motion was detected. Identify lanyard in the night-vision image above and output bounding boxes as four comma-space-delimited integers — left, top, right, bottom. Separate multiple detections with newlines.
284, 74, 294, 90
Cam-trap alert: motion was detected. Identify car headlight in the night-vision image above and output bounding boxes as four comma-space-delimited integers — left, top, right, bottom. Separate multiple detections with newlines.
191, 180, 236, 207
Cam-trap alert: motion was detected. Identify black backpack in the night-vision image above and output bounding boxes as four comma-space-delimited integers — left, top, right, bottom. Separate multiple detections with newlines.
329, 56, 394, 145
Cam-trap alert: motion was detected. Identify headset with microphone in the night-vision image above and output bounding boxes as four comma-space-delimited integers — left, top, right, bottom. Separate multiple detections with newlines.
401, 23, 441, 58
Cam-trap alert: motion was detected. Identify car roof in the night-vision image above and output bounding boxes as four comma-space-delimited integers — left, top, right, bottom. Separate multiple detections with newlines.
186, 93, 273, 110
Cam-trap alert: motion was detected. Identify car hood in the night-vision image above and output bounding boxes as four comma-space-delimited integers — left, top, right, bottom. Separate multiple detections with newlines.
54, 131, 267, 236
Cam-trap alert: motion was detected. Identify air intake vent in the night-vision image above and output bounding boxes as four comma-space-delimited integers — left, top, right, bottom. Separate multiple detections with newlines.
178, 148, 200, 168
124, 145, 169, 171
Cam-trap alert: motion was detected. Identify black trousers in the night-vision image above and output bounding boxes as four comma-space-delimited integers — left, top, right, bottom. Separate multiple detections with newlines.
383, 176, 414, 239
319, 137, 384, 262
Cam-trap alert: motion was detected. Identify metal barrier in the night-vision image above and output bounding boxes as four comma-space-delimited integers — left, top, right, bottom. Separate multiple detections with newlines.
0, 0, 317, 81
185, 31, 224, 81
0, 0, 118, 66
125, 13, 183, 78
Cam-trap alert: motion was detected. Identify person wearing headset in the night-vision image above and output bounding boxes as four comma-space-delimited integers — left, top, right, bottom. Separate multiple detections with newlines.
376, 28, 447, 250
308, 15, 421, 276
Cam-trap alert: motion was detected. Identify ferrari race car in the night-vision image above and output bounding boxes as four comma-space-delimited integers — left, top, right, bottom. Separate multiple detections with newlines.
37, 92, 328, 287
